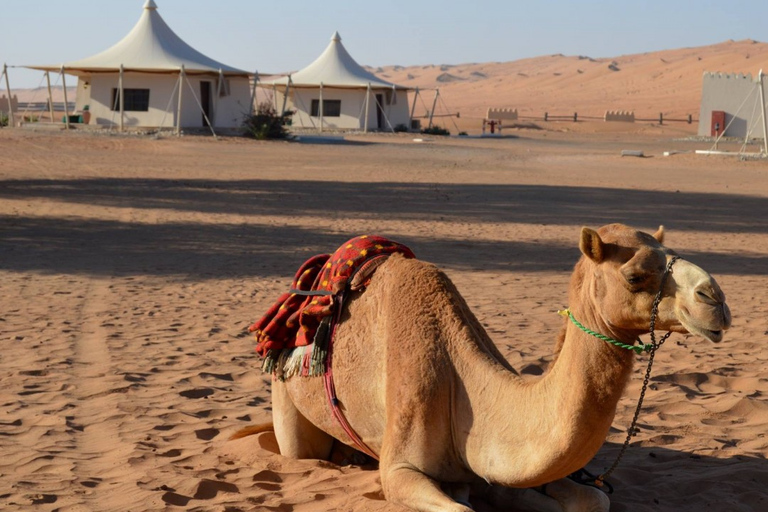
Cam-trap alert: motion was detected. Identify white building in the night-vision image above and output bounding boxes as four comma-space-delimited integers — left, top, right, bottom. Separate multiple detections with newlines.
265, 32, 411, 131
27, 0, 252, 130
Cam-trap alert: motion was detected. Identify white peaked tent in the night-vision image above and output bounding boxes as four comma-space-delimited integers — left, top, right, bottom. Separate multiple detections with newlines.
26, 0, 252, 131
265, 32, 411, 131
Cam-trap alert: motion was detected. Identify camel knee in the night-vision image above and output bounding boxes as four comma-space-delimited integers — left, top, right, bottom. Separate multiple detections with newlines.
381, 462, 473, 512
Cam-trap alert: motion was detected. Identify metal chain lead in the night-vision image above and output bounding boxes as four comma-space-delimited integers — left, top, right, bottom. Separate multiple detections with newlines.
595, 256, 680, 488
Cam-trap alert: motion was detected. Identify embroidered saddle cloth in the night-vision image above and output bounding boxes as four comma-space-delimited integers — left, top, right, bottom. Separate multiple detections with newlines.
249, 235, 415, 376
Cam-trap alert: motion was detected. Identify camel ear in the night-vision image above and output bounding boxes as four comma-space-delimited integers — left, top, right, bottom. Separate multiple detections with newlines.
652, 225, 665, 244
580, 227, 605, 263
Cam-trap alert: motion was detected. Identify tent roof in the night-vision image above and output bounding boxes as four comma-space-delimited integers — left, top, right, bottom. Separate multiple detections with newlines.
27, 0, 249, 76
266, 32, 408, 89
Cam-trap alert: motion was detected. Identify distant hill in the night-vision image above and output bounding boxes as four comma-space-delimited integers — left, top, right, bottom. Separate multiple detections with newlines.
368, 39, 768, 120
10, 40, 768, 122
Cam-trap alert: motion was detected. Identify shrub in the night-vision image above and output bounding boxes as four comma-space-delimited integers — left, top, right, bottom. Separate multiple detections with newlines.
393, 123, 409, 133
421, 125, 450, 136
242, 103, 293, 140
0, 112, 8, 127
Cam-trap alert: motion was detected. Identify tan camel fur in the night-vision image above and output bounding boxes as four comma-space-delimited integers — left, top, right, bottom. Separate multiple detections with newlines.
239, 224, 731, 512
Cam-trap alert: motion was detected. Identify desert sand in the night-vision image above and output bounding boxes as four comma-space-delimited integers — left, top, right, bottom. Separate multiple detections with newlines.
1, 121, 768, 512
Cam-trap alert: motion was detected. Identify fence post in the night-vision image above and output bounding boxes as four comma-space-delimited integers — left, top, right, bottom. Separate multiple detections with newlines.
544, 112, 548, 122
687, 114, 692, 124
574, 112, 578, 122
659, 112, 663, 125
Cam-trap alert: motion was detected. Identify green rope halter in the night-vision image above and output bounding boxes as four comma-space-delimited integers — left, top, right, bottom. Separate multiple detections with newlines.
558, 308, 652, 354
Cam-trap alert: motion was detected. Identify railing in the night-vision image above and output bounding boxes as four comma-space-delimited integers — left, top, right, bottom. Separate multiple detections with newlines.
514, 112, 695, 124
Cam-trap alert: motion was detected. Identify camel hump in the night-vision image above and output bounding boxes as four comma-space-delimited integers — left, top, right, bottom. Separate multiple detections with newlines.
229, 422, 274, 440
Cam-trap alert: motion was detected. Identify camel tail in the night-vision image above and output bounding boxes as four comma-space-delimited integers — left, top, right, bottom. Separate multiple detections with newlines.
229, 422, 274, 440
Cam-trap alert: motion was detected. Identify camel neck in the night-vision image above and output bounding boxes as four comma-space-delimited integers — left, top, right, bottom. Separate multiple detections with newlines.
457, 307, 636, 487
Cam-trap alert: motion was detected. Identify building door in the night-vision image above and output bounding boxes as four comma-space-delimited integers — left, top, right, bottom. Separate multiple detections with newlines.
375, 94, 384, 130
200, 81, 212, 127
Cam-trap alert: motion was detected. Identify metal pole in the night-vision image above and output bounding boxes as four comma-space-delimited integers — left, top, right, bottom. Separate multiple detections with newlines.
280, 75, 291, 117
428, 88, 439, 129
249, 70, 258, 116
61, 67, 70, 130
272, 84, 277, 111
759, 70, 768, 155
119, 64, 125, 132
45, 71, 55, 124
409, 87, 418, 130
176, 65, 184, 136
319, 81, 324, 132
3, 63, 15, 127
364, 83, 371, 132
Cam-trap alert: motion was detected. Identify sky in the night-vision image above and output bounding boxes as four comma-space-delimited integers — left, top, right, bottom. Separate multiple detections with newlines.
2, 0, 767, 88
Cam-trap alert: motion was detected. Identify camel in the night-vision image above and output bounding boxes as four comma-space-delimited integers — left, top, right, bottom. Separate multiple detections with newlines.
236, 224, 731, 512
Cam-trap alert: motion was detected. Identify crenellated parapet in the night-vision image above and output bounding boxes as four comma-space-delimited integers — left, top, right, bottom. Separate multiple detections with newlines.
0, 94, 18, 113
702, 71, 754, 82
604, 110, 635, 122
486, 108, 518, 121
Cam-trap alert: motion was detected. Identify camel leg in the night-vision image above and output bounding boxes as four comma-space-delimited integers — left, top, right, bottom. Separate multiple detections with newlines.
542, 478, 610, 512
271, 378, 335, 460
482, 479, 609, 512
380, 462, 473, 512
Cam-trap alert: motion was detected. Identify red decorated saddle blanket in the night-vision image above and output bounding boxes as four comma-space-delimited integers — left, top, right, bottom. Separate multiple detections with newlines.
249, 235, 415, 376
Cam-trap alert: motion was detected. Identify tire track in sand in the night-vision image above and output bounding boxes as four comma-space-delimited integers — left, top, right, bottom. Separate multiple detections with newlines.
70, 278, 155, 509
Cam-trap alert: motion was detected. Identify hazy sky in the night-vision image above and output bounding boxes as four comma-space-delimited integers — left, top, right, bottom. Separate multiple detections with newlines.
3, 0, 766, 88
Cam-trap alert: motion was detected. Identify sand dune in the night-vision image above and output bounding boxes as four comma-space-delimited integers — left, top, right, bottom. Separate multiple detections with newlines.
372, 39, 768, 121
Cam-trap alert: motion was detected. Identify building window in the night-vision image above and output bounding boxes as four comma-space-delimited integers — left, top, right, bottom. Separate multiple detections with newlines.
111, 88, 150, 111
310, 99, 341, 117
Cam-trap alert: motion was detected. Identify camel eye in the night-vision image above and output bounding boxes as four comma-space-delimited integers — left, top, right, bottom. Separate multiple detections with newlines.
627, 275, 644, 285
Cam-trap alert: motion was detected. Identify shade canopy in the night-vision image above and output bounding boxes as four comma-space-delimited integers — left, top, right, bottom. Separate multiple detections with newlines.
27, 0, 249, 76
268, 32, 408, 89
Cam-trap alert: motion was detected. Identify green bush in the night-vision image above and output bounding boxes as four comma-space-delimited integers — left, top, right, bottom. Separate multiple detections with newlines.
421, 125, 450, 136
242, 103, 294, 140
0, 112, 8, 127
393, 123, 409, 133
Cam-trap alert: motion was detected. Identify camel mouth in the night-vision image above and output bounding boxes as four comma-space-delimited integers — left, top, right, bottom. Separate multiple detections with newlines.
677, 308, 727, 343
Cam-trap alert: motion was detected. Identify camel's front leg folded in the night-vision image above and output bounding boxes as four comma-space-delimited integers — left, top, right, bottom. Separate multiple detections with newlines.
381, 462, 473, 512
482, 477, 609, 512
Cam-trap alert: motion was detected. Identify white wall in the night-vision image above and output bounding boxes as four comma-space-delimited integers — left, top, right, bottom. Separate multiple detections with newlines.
698, 72, 767, 138
273, 86, 411, 130
78, 72, 250, 129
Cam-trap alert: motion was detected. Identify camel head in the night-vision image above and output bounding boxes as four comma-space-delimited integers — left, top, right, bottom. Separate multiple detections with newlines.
576, 223, 731, 343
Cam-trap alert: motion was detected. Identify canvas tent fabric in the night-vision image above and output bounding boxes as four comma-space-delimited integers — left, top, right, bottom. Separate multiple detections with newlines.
267, 32, 408, 90
27, 0, 248, 77
24, 0, 251, 130
264, 32, 411, 131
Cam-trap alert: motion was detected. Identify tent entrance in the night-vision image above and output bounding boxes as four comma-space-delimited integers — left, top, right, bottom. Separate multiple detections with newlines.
200, 80, 212, 127
375, 94, 384, 129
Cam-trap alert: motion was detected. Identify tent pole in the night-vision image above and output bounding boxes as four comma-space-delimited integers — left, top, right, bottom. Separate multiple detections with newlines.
3, 63, 15, 127
119, 64, 125, 132
272, 84, 277, 112
364, 82, 371, 133
176, 65, 184, 136
280, 75, 291, 117
409, 87, 418, 130
249, 70, 258, 116
319, 81, 324, 133
759, 70, 768, 156
428, 88, 439, 129
61, 66, 70, 130
214, 68, 223, 126
45, 71, 55, 124
390, 84, 396, 132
